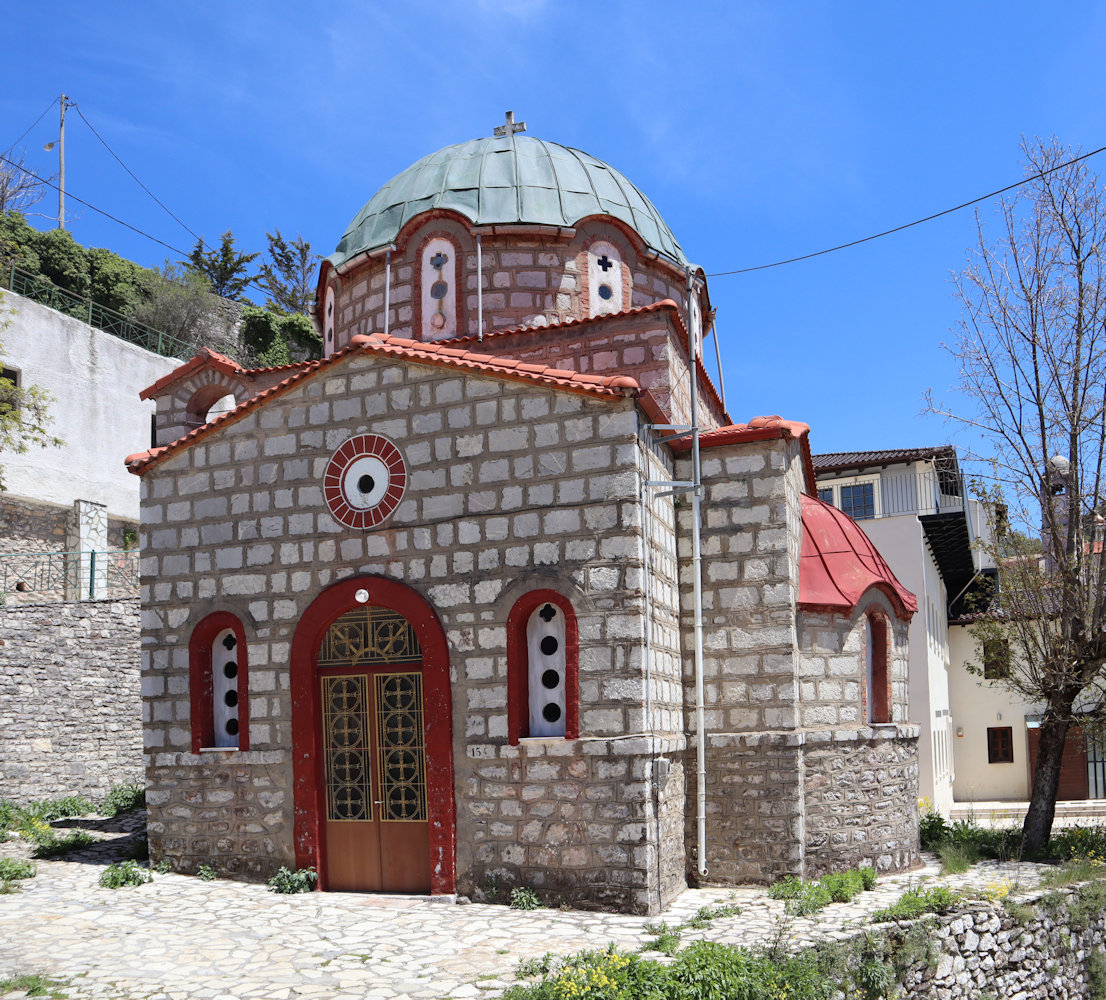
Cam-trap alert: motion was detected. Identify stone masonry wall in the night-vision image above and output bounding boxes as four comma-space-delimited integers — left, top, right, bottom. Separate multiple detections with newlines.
0, 495, 69, 556
140, 354, 675, 907
893, 891, 1106, 999
0, 597, 142, 804
802, 729, 919, 875
461, 735, 685, 914
334, 217, 692, 345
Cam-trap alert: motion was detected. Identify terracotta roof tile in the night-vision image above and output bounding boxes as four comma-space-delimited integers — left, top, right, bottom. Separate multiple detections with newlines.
668, 417, 817, 492
799, 494, 917, 620
813, 445, 957, 474
126, 334, 640, 476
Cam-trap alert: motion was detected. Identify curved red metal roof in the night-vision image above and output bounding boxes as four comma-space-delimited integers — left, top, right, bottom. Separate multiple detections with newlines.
798, 494, 916, 620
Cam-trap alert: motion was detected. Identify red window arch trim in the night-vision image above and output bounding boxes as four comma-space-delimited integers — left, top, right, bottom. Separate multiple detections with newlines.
507, 589, 579, 745
865, 607, 892, 725
289, 576, 456, 894
188, 612, 249, 754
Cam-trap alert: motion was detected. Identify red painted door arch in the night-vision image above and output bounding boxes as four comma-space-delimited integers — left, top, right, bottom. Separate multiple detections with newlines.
291, 576, 455, 894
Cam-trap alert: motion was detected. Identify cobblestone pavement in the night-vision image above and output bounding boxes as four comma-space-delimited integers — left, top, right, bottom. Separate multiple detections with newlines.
0, 811, 1056, 1000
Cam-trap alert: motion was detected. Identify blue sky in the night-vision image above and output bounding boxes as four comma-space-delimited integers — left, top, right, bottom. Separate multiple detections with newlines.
4, 1, 1106, 457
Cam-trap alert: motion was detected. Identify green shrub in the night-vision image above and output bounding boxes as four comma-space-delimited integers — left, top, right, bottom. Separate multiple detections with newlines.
98, 859, 152, 889
686, 902, 741, 927
855, 955, 896, 999
788, 881, 833, 916
937, 840, 978, 874
670, 941, 834, 1000
266, 866, 317, 894
1047, 824, 1106, 863
0, 858, 36, 881
197, 864, 217, 881
32, 830, 96, 859
641, 920, 683, 955
859, 866, 878, 890
821, 869, 865, 903
509, 886, 541, 910
99, 783, 145, 817
872, 886, 961, 922
919, 809, 950, 849
768, 875, 804, 900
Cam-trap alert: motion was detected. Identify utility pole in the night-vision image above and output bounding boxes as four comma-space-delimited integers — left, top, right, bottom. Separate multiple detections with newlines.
44, 94, 70, 229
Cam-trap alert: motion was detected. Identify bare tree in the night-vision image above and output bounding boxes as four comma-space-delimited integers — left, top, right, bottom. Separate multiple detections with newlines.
928, 138, 1106, 854
0, 151, 48, 215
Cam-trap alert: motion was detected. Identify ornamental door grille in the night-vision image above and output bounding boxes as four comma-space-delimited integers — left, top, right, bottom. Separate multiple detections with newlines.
318, 606, 430, 892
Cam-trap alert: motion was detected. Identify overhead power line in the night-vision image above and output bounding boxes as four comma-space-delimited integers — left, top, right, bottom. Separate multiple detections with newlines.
706, 144, 1106, 277
71, 103, 202, 245
2, 96, 60, 156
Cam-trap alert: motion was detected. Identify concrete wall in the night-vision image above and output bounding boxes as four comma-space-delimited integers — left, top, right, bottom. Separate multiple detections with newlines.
862, 515, 955, 813
0, 597, 143, 804
0, 290, 177, 522
949, 623, 1033, 801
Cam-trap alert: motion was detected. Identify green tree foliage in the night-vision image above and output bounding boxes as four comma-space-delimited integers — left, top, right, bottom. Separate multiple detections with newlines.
929, 138, 1106, 855
0, 293, 63, 490
240, 305, 322, 366
87, 246, 144, 315
186, 230, 259, 301
129, 262, 236, 356
258, 230, 318, 315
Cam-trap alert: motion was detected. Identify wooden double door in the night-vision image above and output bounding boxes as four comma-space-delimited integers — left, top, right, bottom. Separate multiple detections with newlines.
318, 606, 430, 892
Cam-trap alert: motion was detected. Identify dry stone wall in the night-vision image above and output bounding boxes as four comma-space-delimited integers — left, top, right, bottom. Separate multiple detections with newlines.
0, 597, 142, 804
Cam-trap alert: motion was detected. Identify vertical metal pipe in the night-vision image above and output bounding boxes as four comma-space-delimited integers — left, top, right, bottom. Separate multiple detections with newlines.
476, 233, 484, 341
687, 270, 708, 878
383, 249, 392, 338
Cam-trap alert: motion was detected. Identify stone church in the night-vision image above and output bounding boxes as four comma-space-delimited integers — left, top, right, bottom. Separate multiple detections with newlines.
128, 118, 920, 914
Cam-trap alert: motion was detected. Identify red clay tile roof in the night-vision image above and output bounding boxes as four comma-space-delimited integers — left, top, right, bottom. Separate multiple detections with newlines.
430, 299, 729, 425
139, 348, 313, 401
669, 417, 817, 493
812, 445, 957, 474
798, 494, 917, 620
126, 334, 641, 475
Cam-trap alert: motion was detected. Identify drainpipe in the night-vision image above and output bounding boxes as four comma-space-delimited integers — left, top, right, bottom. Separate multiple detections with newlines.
383, 249, 392, 337
476, 233, 484, 341
687, 269, 708, 879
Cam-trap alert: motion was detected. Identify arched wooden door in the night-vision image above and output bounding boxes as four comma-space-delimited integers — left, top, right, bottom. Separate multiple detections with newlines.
291, 577, 455, 895
318, 606, 430, 891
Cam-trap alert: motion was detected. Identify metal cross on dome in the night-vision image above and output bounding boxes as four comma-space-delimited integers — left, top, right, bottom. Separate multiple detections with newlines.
494, 111, 526, 137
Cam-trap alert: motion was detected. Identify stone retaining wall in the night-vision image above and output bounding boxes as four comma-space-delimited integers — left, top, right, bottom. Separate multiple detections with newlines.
893, 889, 1106, 998
0, 597, 142, 804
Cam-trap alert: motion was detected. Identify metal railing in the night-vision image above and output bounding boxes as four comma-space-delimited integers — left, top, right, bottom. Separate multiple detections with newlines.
820, 471, 966, 520
0, 549, 139, 603
6, 263, 191, 359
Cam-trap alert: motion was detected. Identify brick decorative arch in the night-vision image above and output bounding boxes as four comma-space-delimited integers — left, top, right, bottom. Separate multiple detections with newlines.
290, 576, 455, 893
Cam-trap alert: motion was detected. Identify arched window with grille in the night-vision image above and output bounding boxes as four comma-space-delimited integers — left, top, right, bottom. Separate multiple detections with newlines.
188, 612, 249, 752
507, 591, 578, 743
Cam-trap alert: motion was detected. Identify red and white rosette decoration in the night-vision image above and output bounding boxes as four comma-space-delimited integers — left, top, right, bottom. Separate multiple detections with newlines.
323, 434, 407, 529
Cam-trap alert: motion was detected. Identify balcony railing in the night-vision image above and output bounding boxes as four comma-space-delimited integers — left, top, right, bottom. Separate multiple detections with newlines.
6, 263, 191, 360
820, 471, 966, 521
0, 549, 139, 603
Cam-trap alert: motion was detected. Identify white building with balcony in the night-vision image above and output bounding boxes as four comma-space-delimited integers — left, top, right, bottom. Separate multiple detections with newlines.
813, 445, 994, 815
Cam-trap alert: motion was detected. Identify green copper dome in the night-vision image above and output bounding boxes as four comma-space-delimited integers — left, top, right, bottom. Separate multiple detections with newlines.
328, 134, 688, 269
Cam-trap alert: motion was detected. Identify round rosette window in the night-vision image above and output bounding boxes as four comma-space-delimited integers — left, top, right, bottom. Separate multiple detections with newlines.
323, 435, 407, 529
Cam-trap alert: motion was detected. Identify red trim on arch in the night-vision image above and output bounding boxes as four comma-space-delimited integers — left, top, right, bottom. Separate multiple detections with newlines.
290, 577, 456, 894
506, 590, 579, 745
188, 612, 249, 754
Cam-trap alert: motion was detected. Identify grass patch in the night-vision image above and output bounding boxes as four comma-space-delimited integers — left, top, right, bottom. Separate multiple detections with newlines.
99, 783, 145, 817
31, 830, 96, 859
641, 920, 683, 956
937, 840, 978, 874
872, 886, 961, 922
266, 866, 317, 894
0, 858, 36, 881
0, 973, 70, 997
98, 859, 152, 889
768, 866, 877, 917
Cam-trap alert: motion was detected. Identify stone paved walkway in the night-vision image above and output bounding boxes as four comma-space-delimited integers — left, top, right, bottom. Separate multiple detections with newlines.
0, 811, 1057, 1000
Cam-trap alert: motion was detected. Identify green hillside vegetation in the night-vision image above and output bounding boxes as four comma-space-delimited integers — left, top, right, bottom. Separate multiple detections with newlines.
0, 212, 321, 367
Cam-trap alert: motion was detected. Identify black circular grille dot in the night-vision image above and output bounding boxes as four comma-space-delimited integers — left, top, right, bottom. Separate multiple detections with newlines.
224, 691, 238, 708
357, 474, 375, 494
225, 718, 239, 736
539, 604, 556, 622
542, 703, 562, 723
223, 662, 237, 679
431, 281, 448, 300
540, 635, 559, 656
598, 284, 613, 300
541, 669, 560, 689
222, 634, 237, 650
